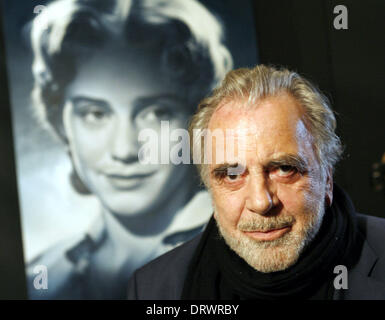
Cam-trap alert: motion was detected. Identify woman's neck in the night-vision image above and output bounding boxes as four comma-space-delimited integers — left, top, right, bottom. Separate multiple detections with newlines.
101, 180, 197, 260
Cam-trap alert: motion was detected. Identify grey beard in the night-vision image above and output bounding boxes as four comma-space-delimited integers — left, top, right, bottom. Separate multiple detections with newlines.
215, 202, 325, 273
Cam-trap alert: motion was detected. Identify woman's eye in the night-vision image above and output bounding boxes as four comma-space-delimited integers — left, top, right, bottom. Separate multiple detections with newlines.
81, 108, 110, 125
136, 105, 173, 125
152, 107, 172, 119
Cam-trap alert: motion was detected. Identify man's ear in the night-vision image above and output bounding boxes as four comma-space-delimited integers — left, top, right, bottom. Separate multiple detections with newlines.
325, 167, 333, 206
212, 202, 218, 220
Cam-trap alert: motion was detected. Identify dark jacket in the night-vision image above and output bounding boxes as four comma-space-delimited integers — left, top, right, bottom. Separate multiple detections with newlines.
127, 213, 385, 300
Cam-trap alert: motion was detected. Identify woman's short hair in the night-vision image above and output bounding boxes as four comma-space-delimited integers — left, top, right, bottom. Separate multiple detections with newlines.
189, 65, 343, 187
31, 0, 233, 140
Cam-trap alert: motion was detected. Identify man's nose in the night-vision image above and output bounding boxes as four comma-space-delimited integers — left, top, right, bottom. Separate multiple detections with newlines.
111, 118, 139, 163
245, 174, 273, 215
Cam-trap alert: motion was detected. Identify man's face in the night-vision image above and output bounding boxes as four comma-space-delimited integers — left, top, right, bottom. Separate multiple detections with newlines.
208, 92, 333, 273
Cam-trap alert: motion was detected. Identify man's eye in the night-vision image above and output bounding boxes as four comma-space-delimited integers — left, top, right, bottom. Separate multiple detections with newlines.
276, 165, 297, 177
213, 170, 243, 183
226, 174, 241, 181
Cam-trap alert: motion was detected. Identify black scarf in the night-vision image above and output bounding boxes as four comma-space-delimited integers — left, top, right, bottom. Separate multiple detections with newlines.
181, 184, 360, 300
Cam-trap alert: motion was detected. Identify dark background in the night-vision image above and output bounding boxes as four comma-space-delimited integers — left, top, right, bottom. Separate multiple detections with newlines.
253, 0, 385, 218
0, 0, 384, 299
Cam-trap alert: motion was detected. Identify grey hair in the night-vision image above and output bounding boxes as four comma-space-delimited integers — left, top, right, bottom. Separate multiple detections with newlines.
30, 0, 233, 140
189, 65, 343, 187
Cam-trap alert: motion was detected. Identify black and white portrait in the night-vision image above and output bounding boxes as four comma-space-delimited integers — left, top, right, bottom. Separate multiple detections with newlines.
2, 0, 257, 299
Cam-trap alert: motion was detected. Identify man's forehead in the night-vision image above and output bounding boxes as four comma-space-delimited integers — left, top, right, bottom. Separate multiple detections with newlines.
209, 93, 304, 132
210, 151, 308, 166
205, 93, 314, 167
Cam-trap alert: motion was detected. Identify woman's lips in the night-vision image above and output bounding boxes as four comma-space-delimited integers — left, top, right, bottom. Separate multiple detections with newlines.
243, 226, 292, 241
104, 171, 156, 190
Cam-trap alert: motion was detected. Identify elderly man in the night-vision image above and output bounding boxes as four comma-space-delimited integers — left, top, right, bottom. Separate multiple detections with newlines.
127, 65, 385, 300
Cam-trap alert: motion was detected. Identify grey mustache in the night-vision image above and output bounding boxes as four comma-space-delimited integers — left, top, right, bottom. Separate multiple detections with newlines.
238, 216, 295, 232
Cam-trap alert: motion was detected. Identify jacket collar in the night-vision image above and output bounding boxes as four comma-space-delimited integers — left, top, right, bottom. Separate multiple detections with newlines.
333, 230, 384, 299
163, 190, 212, 237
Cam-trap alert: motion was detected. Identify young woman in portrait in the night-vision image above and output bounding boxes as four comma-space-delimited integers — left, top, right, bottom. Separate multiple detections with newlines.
28, 0, 232, 299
